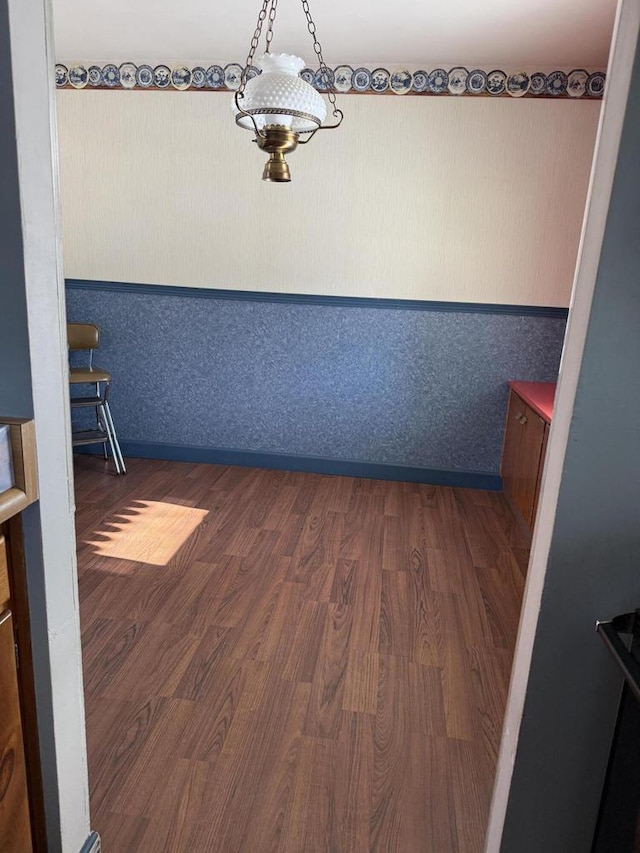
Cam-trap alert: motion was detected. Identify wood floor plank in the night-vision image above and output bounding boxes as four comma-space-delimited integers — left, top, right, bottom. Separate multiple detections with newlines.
262, 484, 301, 531
151, 559, 236, 635
304, 602, 353, 739
416, 735, 460, 853
475, 561, 523, 651
193, 679, 310, 853
330, 558, 359, 605
333, 711, 375, 853
409, 557, 445, 668
280, 599, 328, 683
96, 812, 150, 852
379, 570, 413, 659
237, 681, 312, 851
178, 656, 249, 763
370, 653, 414, 851
278, 732, 315, 851
211, 532, 281, 627
138, 759, 208, 853
381, 515, 402, 572
440, 593, 479, 741
81, 616, 147, 698
413, 662, 448, 738
88, 696, 168, 816
111, 698, 196, 818
224, 570, 287, 662
73, 456, 528, 853
287, 510, 340, 601
173, 625, 233, 701
449, 738, 495, 853
99, 619, 201, 701
349, 515, 384, 653
343, 650, 380, 715
468, 644, 510, 771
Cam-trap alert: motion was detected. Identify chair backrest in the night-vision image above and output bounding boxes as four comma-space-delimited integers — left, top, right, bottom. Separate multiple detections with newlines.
67, 323, 100, 352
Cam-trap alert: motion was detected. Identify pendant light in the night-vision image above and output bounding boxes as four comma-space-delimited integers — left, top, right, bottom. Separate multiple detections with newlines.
233, 0, 344, 183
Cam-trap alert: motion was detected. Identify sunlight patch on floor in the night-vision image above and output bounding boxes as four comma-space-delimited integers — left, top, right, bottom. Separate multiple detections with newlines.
84, 500, 209, 566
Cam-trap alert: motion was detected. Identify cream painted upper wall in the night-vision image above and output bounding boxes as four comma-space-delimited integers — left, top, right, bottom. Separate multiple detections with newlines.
57, 92, 600, 306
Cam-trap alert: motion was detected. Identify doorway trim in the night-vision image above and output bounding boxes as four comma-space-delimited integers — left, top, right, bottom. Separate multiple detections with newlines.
485, 0, 640, 848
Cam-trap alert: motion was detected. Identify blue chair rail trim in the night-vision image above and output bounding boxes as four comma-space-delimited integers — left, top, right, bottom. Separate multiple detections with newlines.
76, 441, 503, 491
65, 279, 569, 319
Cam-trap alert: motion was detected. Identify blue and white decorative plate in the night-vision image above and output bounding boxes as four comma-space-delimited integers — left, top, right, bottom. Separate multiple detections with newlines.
191, 66, 206, 88
206, 65, 225, 89
101, 64, 120, 88
300, 67, 315, 85
334, 65, 353, 93
529, 72, 546, 95
87, 65, 102, 86
567, 69, 588, 98
448, 67, 468, 95
546, 70, 568, 96
412, 70, 429, 93
390, 69, 412, 95
153, 65, 171, 88
55, 64, 68, 88
370, 68, 390, 93
507, 71, 530, 97
352, 67, 371, 92
315, 67, 335, 91
586, 71, 606, 98
68, 65, 88, 89
428, 68, 449, 94
224, 63, 243, 91
172, 66, 192, 90
466, 69, 487, 94
119, 62, 137, 89
486, 70, 507, 95
135, 65, 153, 87
246, 66, 260, 81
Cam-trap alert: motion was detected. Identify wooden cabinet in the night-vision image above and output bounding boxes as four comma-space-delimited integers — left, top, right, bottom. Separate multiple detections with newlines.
0, 420, 43, 851
502, 388, 550, 531
0, 603, 32, 852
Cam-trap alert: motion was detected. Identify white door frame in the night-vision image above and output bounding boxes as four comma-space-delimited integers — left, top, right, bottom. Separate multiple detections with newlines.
7, 0, 91, 849
485, 0, 640, 848
6, 0, 638, 850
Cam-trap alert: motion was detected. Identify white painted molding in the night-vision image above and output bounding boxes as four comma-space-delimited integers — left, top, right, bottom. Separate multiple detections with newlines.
7, 0, 91, 848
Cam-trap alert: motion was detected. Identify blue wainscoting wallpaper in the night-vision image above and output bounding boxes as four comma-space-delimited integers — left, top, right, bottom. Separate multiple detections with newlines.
65, 281, 567, 488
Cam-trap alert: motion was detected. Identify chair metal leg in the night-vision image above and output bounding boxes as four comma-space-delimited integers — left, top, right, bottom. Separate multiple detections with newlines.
97, 382, 108, 459
103, 400, 126, 475
97, 402, 123, 475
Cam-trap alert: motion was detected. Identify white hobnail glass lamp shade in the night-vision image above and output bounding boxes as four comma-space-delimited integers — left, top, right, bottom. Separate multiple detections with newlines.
234, 53, 327, 133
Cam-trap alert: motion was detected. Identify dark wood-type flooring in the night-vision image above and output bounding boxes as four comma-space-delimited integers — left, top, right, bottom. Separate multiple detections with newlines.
74, 456, 529, 852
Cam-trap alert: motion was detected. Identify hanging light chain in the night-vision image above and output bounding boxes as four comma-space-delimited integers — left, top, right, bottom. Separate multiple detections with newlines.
238, 0, 274, 99
265, 0, 278, 53
300, 0, 341, 119
238, 0, 341, 125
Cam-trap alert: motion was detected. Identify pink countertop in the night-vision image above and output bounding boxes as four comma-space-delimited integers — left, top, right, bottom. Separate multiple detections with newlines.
509, 381, 556, 423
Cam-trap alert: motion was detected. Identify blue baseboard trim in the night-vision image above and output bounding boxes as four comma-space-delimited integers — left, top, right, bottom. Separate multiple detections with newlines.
65, 279, 569, 319
79, 831, 101, 853
76, 440, 503, 491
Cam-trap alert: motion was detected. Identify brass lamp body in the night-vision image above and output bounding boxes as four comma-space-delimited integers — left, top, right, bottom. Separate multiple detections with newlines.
256, 126, 299, 182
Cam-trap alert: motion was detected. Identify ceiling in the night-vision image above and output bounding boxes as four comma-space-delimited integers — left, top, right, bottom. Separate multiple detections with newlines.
52, 0, 617, 69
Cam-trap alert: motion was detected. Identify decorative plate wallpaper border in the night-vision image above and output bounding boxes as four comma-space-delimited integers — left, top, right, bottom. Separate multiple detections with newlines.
55, 63, 607, 99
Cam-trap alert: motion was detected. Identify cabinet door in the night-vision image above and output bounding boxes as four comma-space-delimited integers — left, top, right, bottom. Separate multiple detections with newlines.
532, 422, 550, 528
502, 391, 546, 528
0, 609, 32, 853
